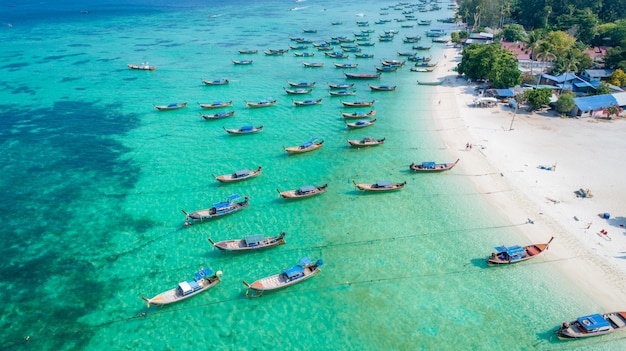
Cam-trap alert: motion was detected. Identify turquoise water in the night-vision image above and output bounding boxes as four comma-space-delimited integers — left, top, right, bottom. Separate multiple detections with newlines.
1, 1, 625, 350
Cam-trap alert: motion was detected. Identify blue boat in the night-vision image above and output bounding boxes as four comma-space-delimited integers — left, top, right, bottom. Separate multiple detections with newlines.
487, 237, 553, 264
182, 194, 249, 225
558, 312, 626, 338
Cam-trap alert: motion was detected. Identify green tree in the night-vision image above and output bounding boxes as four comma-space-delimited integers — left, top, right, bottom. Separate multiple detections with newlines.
545, 31, 577, 56
595, 82, 611, 95
555, 92, 576, 113
457, 43, 522, 87
603, 46, 626, 70
608, 68, 626, 87
550, 47, 592, 76
555, 8, 599, 44
502, 24, 527, 42
524, 88, 552, 110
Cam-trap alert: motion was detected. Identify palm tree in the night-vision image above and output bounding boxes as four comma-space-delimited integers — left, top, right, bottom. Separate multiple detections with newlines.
533, 41, 556, 86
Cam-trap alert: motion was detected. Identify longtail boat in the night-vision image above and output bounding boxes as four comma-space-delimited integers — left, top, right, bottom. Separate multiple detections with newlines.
347, 137, 385, 147
243, 257, 323, 296
199, 101, 233, 109
345, 118, 377, 129
223, 125, 263, 135
487, 237, 554, 265
277, 184, 328, 199
341, 100, 376, 107
417, 80, 443, 85
293, 98, 323, 106
200, 111, 235, 120
287, 81, 316, 87
341, 110, 376, 118
202, 79, 229, 86
302, 61, 324, 67
344, 72, 381, 79
368, 84, 396, 91
557, 312, 626, 339
128, 63, 156, 70
238, 49, 258, 54
245, 99, 277, 107
182, 194, 249, 225
283, 137, 324, 154
328, 83, 355, 89
141, 268, 221, 307
154, 102, 187, 111
232, 59, 253, 65
208, 232, 286, 251
329, 90, 356, 96
409, 159, 459, 172
284, 87, 313, 95
334, 63, 358, 68
212, 166, 262, 183
352, 180, 406, 191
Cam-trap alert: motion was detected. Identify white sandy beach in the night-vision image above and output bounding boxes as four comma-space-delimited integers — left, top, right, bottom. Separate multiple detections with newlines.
430, 45, 626, 308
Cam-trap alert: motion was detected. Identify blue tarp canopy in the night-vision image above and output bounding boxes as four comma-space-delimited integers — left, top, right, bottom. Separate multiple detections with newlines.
577, 314, 610, 331
573, 95, 618, 111
422, 162, 436, 168
213, 201, 231, 210
299, 185, 316, 193
228, 194, 242, 202
495, 245, 526, 257
284, 266, 304, 279
235, 169, 250, 177
194, 267, 213, 281
244, 234, 264, 244
376, 181, 392, 188
494, 89, 514, 97
241, 125, 253, 131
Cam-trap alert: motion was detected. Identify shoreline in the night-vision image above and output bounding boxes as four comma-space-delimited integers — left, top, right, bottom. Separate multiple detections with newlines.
430, 45, 626, 309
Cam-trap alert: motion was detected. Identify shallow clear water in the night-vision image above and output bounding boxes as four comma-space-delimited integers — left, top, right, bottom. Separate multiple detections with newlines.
1, 1, 624, 350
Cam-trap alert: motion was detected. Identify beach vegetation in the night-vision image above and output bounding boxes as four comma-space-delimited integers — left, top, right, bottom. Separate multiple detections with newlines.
604, 46, 626, 70
608, 69, 626, 87
502, 24, 527, 42
595, 82, 611, 95
555, 92, 576, 113
550, 46, 593, 75
458, 43, 522, 88
604, 105, 622, 119
524, 88, 552, 110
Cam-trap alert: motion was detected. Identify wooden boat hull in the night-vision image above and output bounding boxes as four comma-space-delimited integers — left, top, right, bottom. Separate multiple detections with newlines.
128, 64, 156, 70
213, 166, 262, 182
557, 312, 626, 338
199, 101, 233, 109
369, 85, 396, 91
346, 118, 376, 128
341, 110, 376, 118
284, 141, 324, 153
330, 90, 356, 96
245, 100, 277, 107
277, 184, 328, 199
302, 62, 324, 67
201, 111, 235, 120
287, 81, 316, 87
341, 100, 376, 107
202, 79, 229, 86
409, 159, 459, 172
284, 88, 313, 95
417, 80, 443, 85
328, 83, 355, 89
183, 197, 249, 225
142, 273, 221, 307
208, 232, 286, 251
353, 180, 406, 191
344, 72, 381, 79
223, 125, 263, 135
347, 137, 385, 147
487, 237, 554, 265
243, 261, 322, 293
232, 60, 253, 65
293, 99, 323, 106
154, 102, 187, 111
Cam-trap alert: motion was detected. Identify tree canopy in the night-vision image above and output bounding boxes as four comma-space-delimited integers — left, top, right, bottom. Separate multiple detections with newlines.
457, 43, 522, 88
524, 88, 553, 110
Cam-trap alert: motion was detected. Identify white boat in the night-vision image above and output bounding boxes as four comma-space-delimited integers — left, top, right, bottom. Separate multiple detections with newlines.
142, 267, 222, 307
